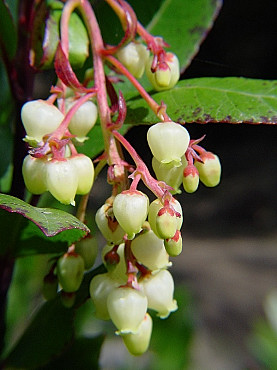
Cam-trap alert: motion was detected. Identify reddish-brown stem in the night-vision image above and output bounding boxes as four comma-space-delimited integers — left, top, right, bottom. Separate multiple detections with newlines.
105, 55, 171, 121
112, 130, 167, 198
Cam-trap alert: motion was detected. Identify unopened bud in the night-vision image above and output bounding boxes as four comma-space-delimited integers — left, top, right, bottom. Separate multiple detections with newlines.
182, 164, 199, 193
194, 152, 221, 187
164, 230, 182, 257
57, 252, 84, 292
146, 52, 180, 91
156, 207, 177, 239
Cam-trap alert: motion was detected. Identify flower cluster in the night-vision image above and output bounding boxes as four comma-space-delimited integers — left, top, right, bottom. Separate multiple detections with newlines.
21, 0, 222, 358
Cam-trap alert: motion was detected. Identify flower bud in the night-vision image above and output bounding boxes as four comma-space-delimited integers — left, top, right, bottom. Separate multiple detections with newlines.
164, 230, 182, 257
116, 42, 150, 78
89, 273, 121, 320
146, 52, 180, 91
69, 154, 94, 195
148, 198, 183, 237
22, 155, 47, 194
66, 99, 98, 141
113, 190, 149, 239
152, 155, 187, 194
194, 152, 221, 187
42, 271, 58, 301
140, 269, 177, 318
21, 100, 64, 142
156, 207, 177, 239
131, 229, 170, 271
95, 203, 125, 244
182, 164, 199, 193
60, 291, 76, 308
75, 235, 98, 270
121, 313, 152, 356
45, 159, 78, 205
57, 252, 84, 293
107, 287, 148, 334
147, 122, 190, 166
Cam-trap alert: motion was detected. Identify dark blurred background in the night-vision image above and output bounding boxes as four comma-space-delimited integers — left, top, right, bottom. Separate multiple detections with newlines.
122, 0, 277, 368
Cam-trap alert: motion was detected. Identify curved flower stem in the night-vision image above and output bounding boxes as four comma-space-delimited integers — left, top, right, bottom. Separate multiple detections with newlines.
106, 55, 171, 122
112, 130, 168, 198
52, 92, 96, 139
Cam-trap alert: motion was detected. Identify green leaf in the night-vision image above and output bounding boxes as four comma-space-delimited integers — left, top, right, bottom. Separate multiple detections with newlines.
0, 194, 89, 257
4, 299, 75, 368
147, 0, 222, 72
31, 1, 89, 70
0, 0, 17, 60
4, 264, 106, 368
40, 335, 105, 370
126, 77, 277, 125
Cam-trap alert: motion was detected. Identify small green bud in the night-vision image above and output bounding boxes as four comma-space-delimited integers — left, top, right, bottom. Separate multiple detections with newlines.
57, 252, 84, 292
182, 164, 199, 193
164, 230, 183, 257
75, 235, 98, 270
146, 52, 180, 91
194, 152, 221, 187
156, 207, 177, 239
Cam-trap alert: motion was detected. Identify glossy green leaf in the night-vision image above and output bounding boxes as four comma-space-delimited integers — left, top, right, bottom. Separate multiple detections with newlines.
0, 0, 17, 60
147, 0, 222, 72
4, 264, 106, 368
0, 194, 89, 257
126, 77, 277, 125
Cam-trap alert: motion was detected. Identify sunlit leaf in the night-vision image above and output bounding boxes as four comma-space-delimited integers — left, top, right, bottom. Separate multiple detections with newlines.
126, 77, 277, 125
0, 194, 89, 257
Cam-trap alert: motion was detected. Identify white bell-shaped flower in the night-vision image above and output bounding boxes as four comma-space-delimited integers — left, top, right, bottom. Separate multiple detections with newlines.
147, 122, 190, 166
22, 155, 47, 194
113, 190, 149, 239
69, 154, 94, 195
107, 287, 148, 334
131, 229, 170, 271
140, 269, 177, 318
121, 313, 153, 356
75, 235, 98, 270
66, 99, 98, 141
152, 155, 187, 194
21, 100, 64, 142
95, 203, 125, 244
45, 159, 78, 205
89, 273, 121, 320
